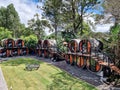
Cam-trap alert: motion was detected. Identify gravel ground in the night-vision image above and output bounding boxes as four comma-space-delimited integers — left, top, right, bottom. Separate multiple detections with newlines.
0, 56, 119, 90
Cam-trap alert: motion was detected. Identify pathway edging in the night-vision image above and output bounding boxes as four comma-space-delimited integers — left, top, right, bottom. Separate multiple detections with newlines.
0, 67, 8, 90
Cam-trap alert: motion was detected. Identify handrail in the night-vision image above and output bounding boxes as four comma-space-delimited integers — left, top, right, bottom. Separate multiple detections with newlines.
46, 45, 66, 59
92, 44, 115, 66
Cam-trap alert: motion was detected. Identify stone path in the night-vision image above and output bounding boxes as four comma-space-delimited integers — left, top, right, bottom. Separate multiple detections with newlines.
0, 67, 8, 90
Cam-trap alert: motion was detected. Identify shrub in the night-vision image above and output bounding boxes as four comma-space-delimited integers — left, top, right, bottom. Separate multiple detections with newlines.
22, 35, 38, 48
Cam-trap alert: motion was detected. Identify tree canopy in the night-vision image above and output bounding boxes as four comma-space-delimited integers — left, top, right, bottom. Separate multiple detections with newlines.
0, 27, 12, 41
28, 13, 52, 39
0, 4, 21, 38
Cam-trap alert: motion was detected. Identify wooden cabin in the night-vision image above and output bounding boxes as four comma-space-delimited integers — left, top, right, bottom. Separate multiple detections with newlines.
36, 40, 44, 57
43, 39, 57, 58
0, 48, 6, 57
1, 38, 15, 48
79, 39, 103, 72
79, 39, 91, 54
38, 39, 43, 49
67, 39, 81, 65
1, 38, 15, 57
86, 57, 102, 72
79, 38, 103, 54
69, 39, 81, 52
14, 39, 25, 56
15, 39, 24, 48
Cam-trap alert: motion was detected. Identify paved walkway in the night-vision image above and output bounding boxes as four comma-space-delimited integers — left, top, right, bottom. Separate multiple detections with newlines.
0, 67, 8, 90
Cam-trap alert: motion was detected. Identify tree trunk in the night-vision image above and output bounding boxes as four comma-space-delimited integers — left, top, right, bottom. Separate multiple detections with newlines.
71, 0, 76, 34
54, 17, 58, 44
80, 12, 83, 35
80, 3, 84, 35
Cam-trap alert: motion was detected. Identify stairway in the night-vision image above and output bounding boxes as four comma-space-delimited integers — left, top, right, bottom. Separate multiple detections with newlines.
91, 51, 120, 75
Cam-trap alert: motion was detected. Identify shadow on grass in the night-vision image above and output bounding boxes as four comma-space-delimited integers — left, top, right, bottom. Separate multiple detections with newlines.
0, 57, 43, 66
47, 72, 96, 90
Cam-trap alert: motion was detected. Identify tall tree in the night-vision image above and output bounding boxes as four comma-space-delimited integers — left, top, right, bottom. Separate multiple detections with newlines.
0, 4, 21, 38
42, 0, 63, 41
61, 0, 100, 35
0, 6, 7, 28
6, 3, 20, 38
103, 2, 120, 42
28, 13, 52, 39
16, 24, 26, 38
100, 0, 120, 71
104, 0, 120, 25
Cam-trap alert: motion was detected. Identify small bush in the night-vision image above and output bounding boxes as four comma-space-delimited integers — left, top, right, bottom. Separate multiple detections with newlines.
22, 35, 38, 48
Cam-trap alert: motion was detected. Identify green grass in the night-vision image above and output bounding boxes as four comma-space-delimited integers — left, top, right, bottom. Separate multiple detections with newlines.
0, 57, 97, 90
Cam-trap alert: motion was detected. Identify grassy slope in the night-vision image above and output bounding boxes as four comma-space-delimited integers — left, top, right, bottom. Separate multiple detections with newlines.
0, 58, 97, 90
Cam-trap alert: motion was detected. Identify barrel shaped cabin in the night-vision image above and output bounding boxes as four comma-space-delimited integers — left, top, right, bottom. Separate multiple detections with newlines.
0, 48, 6, 57
76, 55, 87, 68
86, 57, 102, 73
36, 40, 44, 57
79, 39, 91, 54
15, 39, 24, 48
22, 47, 29, 55
38, 39, 43, 48
1, 38, 15, 57
14, 39, 25, 56
90, 38, 103, 52
1, 38, 15, 48
43, 39, 57, 58
67, 39, 81, 65
79, 39, 103, 72
69, 39, 80, 53
12, 48, 18, 56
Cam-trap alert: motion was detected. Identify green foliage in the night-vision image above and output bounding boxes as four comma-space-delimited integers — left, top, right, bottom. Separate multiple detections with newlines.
60, 0, 100, 35
42, 0, 63, 40
28, 13, 52, 39
61, 22, 91, 42
43, 0, 62, 23
82, 22, 91, 34
62, 31, 76, 42
0, 27, 12, 41
15, 24, 26, 38
0, 4, 25, 38
103, 24, 120, 55
6, 4, 20, 30
104, 0, 120, 24
110, 24, 120, 42
45, 33, 55, 39
22, 35, 38, 48
0, 6, 7, 27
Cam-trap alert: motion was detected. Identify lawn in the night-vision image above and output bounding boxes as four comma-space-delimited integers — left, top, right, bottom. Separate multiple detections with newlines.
0, 57, 97, 90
